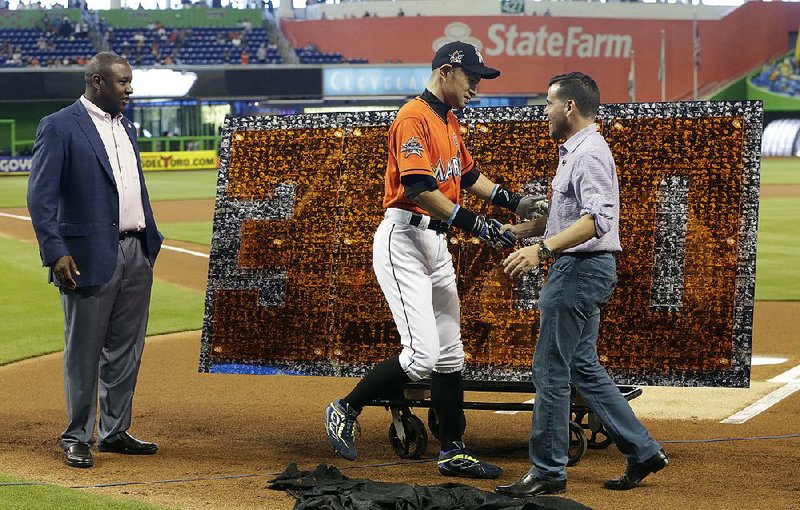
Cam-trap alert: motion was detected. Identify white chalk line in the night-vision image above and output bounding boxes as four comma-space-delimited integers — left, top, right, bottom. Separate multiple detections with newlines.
0, 211, 209, 259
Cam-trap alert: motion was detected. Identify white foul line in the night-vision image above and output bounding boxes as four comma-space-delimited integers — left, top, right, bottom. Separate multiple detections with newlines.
768, 364, 800, 384
161, 244, 209, 259
0, 211, 32, 221
721, 364, 800, 424
0, 210, 209, 259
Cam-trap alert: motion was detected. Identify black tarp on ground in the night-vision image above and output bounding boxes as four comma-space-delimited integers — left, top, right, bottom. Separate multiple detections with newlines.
268, 464, 592, 510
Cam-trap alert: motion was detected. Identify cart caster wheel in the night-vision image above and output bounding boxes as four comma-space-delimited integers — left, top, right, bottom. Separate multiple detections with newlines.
587, 424, 613, 449
572, 410, 613, 450
567, 420, 587, 466
427, 408, 467, 442
388, 412, 428, 459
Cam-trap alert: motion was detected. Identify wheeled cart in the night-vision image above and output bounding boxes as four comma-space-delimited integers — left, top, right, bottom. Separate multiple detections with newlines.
367, 380, 642, 466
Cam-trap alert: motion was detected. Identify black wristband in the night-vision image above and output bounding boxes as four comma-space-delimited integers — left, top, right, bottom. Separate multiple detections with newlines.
450, 206, 480, 233
491, 185, 522, 213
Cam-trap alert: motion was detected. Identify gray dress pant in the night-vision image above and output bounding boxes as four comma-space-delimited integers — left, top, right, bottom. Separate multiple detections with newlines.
529, 253, 661, 481
59, 235, 153, 449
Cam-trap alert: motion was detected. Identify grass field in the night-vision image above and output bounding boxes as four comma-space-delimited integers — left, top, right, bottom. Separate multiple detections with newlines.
0, 234, 204, 365
143, 170, 218, 202
0, 476, 173, 510
0, 169, 217, 208
755, 197, 800, 300
759, 158, 800, 185
157, 221, 213, 246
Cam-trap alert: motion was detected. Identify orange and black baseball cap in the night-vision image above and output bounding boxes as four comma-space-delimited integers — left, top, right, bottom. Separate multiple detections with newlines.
431, 41, 501, 79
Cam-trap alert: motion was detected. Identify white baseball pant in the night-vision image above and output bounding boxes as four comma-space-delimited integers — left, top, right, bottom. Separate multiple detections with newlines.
372, 207, 465, 381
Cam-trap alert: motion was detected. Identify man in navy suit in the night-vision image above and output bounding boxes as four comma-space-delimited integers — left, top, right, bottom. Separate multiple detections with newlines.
27, 52, 163, 468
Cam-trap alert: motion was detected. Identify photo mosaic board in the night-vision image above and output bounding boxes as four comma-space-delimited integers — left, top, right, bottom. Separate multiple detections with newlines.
200, 101, 762, 388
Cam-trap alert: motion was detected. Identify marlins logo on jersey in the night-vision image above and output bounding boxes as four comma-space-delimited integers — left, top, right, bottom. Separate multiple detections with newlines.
401, 136, 424, 158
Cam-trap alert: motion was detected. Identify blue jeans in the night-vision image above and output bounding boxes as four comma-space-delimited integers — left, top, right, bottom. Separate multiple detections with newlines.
529, 253, 661, 481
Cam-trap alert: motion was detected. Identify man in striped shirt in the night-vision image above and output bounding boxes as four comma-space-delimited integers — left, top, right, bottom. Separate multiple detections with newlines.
495, 72, 668, 497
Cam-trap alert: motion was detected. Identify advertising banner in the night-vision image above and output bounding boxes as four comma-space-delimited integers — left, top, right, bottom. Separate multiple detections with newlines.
0, 155, 33, 173
140, 150, 218, 172
323, 66, 431, 96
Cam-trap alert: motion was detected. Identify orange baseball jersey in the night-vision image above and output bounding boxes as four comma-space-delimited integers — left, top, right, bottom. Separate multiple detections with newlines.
382, 97, 474, 214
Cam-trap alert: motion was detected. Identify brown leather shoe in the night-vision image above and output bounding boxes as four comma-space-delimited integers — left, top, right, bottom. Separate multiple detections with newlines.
65, 443, 93, 468
604, 448, 669, 490
495, 472, 567, 498
98, 432, 158, 455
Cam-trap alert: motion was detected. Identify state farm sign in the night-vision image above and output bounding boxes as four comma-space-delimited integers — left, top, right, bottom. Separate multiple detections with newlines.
433, 22, 632, 59
485, 24, 632, 59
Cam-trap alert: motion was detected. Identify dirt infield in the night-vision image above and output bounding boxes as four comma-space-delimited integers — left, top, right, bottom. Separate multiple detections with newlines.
1, 198, 799, 509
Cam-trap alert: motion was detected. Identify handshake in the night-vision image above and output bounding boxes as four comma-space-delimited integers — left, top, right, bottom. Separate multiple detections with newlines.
473, 216, 517, 248
471, 194, 549, 249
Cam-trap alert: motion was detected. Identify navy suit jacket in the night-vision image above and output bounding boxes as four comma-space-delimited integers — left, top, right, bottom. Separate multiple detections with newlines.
27, 99, 162, 288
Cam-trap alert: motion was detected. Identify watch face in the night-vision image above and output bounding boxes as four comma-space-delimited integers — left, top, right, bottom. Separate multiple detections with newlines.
538, 240, 552, 260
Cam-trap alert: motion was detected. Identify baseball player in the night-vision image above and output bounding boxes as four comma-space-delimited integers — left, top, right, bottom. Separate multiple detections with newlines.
325, 41, 539, 479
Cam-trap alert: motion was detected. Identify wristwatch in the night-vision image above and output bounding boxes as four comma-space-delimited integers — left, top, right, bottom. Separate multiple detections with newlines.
538, 238, 553, 262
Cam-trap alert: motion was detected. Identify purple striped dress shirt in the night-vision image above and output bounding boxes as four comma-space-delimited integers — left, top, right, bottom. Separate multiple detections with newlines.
544, 123, 622, 253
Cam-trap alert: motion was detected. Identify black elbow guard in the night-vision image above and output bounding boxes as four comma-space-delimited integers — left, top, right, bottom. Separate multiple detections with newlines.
460, 168, 480, 188
402, 174, 439, 199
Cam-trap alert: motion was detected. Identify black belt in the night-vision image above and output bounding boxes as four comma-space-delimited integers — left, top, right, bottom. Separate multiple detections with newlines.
409, 213, 449, 234
119, 229, 145, 240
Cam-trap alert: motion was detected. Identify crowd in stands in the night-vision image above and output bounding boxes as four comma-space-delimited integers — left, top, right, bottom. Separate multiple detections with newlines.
751, 55, 800, 97
0, 12, 94, 67
0, 4, 367, 67
106, 22, 284, 65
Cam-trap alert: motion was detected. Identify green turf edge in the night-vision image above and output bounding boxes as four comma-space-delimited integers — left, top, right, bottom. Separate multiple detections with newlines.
759, 158, 800, 186
754, 197, 800, 301
0, 475, 176, 510
158, 221, 213, 246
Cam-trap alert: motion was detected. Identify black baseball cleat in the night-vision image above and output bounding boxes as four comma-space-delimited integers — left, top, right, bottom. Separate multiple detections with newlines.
437, 442, 502, 479
64, 443, 93, 468
495, 472, 566, 497
98, 432, 158, 455
604, 448, 669, 490
325, 400, 360, 461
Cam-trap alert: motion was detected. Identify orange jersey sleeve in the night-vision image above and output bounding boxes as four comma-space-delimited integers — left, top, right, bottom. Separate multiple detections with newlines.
393, 117, 434, 179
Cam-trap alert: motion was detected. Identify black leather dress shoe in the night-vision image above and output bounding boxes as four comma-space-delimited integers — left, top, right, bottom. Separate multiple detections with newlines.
65, 443, 93, 468
495, 472, 567, 498
604, 448, 669, 490
98, 432, 158, 455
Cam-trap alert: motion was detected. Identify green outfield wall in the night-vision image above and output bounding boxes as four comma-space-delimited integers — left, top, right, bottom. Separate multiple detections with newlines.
101, 8, 261, 28
0, 9, 82, 28
0, 7, 259, 29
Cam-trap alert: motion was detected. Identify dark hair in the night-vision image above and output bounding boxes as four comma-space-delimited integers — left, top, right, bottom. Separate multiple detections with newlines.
548, 72, 600, 118
84, 52, 128, 86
